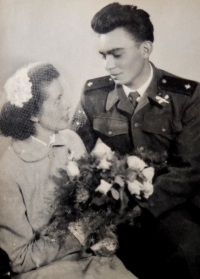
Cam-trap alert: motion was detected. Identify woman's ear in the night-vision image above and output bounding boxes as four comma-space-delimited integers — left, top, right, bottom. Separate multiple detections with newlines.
30, 116, 39, 123
140, 41, 153, 59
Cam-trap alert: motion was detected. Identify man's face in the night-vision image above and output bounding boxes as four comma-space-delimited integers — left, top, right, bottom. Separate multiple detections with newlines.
98, 27, 146, 88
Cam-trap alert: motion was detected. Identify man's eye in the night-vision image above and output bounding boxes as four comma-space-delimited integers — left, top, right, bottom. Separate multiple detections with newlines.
101, 54, 106, 60
113, 54, 121, 58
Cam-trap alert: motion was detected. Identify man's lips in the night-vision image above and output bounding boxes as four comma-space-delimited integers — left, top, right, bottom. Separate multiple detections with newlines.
110, 73, 122, 79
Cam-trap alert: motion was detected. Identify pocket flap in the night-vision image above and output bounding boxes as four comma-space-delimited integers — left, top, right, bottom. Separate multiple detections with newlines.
143, 116, 182, 134
93, 117, 129, 137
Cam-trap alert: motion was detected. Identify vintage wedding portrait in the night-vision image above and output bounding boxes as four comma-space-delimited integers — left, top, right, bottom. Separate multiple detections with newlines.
0, 1, 200, 279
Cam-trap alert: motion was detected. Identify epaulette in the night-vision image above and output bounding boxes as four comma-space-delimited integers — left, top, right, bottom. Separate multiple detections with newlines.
84, 75, 114, 92
158, 75, 198, 96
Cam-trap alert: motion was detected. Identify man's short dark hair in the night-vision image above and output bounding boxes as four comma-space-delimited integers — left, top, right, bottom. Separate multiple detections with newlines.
91, 2, 154, 43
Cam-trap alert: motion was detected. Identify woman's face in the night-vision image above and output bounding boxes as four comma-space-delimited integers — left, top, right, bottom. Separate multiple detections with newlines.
37, 77, 71, 132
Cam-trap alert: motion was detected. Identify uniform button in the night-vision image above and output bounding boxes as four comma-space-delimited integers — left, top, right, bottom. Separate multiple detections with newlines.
108, 131, 112, 135
139, 146, 144, 152
134, 123, 139, 128
162, 128, 166, 132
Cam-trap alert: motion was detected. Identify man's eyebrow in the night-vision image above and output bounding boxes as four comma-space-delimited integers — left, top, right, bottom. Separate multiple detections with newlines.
99, 48, 124, 55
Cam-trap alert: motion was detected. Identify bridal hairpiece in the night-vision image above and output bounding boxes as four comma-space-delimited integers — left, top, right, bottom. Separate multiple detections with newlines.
4, 65, 32, 108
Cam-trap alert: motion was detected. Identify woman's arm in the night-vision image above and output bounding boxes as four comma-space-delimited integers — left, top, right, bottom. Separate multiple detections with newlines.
0, 174, 81, 274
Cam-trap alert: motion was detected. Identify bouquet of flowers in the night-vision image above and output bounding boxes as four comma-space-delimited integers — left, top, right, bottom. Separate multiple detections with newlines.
50, 139, 154, 256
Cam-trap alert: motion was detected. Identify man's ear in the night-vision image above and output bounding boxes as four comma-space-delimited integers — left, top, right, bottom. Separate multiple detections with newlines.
140, 41, 153, 59
30, 116, 39, 123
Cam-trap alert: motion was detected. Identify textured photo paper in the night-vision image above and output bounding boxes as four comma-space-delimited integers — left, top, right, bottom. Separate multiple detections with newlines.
0, 0, 200, 278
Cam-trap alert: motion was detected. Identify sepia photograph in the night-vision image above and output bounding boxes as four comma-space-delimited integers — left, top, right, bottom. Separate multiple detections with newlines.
0, 0, 200, 278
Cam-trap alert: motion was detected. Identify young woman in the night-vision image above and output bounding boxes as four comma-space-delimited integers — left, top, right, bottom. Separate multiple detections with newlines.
0, 62, 137, 279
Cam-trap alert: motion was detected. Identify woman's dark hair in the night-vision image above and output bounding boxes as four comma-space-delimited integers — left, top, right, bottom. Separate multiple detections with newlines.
0, 63, 60, 140
91, 2, 154, 43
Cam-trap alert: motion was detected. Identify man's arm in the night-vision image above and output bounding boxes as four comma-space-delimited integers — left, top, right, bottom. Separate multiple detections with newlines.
146, 88, 200, 218
71, 98, 98, 153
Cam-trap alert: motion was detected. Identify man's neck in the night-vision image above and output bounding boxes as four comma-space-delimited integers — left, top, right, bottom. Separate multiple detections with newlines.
126, 61, 151, 90
123, 62, 153, 98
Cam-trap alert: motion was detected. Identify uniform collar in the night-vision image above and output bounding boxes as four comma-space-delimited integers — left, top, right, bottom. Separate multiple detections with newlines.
12, 130, 68, 162
106, 63, 164, 114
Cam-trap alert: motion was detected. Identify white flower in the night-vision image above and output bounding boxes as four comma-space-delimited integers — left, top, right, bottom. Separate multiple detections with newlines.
91, 138, 114, 161
66, 161, 80, 177
141, 181, 154, 199
97, 158, 112, 170
95, 179, 112, 195
142, 167, 155, 183
127, 180, 142, 196
127, 156, 147, 171
5, 66, 32, 108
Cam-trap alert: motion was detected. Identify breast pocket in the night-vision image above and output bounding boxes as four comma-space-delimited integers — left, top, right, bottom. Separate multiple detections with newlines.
142, 116, 182, 140
93, 117, 129, 137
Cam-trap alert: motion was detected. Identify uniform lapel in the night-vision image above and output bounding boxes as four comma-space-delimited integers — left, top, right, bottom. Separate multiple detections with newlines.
106, 84, 134, 114
134, 64, 164, 114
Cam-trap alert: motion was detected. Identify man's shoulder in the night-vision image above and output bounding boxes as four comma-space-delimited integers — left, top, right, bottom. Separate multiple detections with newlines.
157, 68, 199, 96
83, 75, 115, 93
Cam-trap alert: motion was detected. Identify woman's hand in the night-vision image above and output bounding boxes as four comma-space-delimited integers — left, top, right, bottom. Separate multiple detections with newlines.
90, 237, 118, 257
68, 220, 90, 246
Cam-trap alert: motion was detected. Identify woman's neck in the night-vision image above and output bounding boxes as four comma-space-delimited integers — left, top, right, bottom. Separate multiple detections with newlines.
33, 122, 55, 145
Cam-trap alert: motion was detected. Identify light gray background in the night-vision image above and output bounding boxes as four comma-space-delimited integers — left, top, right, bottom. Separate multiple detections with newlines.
0, 0, 200, 155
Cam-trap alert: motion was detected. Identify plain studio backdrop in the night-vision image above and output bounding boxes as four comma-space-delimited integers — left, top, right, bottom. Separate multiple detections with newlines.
0, 0, 200, 156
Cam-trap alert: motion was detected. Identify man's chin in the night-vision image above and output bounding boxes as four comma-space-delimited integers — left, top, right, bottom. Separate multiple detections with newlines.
113, 79, 123, 85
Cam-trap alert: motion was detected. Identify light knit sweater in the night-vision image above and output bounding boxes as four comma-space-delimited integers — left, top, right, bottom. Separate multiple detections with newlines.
0, 129, 137, 279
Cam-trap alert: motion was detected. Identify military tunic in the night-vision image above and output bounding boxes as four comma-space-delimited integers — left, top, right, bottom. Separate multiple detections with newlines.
72, 63, 200, 216
72, 63, 200, 278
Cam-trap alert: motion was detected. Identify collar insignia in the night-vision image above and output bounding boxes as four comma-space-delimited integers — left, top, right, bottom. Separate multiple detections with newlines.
87, 82, 93, 87
185, 84, 191, 90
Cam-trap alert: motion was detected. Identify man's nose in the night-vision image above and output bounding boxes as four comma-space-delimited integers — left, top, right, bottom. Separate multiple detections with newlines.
104, 56, 116, 71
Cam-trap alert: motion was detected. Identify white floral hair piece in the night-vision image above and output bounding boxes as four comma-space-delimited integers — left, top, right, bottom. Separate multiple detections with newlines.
4, 65, 32, 108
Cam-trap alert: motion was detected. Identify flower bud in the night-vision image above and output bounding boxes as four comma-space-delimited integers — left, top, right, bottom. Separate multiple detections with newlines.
66, 161, 80, 177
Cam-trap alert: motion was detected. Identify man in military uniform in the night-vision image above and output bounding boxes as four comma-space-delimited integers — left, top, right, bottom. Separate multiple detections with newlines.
72, 3, 200, 279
